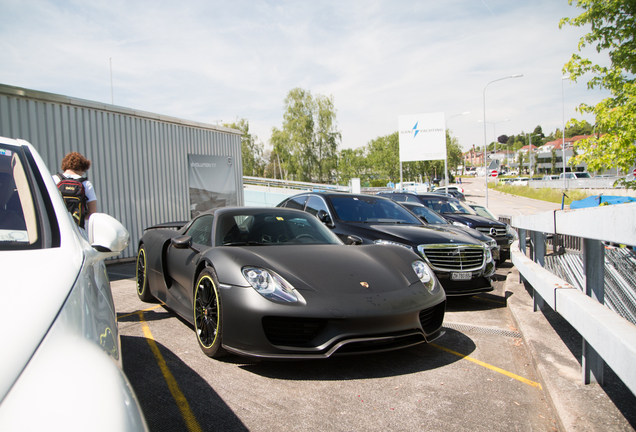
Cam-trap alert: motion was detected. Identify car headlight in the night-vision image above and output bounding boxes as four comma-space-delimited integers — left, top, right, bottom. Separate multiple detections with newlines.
374, 239, 414, 251
506, 224, 518, 241
484, 246, 493, 263
452, 221, 468, 227
412, 260, 436, 292
242, 267, 304, 303
486, 238, 497, 249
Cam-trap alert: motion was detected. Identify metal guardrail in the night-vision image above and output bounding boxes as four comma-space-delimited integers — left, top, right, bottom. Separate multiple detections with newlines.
510, 203, 636, 395
243, 176, 350, 192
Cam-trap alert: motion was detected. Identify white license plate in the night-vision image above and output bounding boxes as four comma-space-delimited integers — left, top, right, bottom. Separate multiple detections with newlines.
451, 272, 472, 281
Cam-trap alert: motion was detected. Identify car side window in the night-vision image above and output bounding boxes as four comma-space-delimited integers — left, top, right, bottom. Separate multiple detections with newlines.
391, 194, 406, 202
186, 215, 214, 246
305, 196, 330, 217
283, 196, 307, 210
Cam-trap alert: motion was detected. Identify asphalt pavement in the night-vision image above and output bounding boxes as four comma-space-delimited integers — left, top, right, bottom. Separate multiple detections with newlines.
463, 177, 636, 431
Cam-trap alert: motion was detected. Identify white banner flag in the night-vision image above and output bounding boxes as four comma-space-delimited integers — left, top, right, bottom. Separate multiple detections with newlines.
398, 112, 447, 162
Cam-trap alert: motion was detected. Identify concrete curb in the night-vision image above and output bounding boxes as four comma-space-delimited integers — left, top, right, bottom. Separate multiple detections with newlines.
505, 267, 635, 431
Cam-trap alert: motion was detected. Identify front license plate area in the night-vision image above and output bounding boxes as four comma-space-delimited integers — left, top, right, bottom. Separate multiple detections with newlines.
451, 272, 472, 281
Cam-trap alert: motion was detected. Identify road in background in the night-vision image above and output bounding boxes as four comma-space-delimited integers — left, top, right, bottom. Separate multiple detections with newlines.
459, 177, 563, 218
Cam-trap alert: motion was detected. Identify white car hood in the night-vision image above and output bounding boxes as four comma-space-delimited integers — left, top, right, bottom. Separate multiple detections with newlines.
0, 246, 83, 402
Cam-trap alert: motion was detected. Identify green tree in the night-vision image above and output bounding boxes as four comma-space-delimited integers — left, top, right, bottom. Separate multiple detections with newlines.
560, 0, 636, 187
270, 88, 341, 183
223, 118, 265, 177
366, 132, 400, 183
336, 147, 367, 185
551, 148, 558, 174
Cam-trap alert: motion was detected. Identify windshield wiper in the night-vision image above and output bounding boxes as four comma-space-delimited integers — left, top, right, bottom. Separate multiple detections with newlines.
222, 241, 267, 246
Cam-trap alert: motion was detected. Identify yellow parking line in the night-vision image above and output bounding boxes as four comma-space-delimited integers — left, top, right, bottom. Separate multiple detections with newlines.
137, 311, 203, 432
119, 304, 163, 320
431, 343, 542, 389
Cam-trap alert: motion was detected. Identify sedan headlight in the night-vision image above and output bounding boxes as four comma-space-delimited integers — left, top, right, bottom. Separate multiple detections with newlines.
484, 246, 493, 263
242, 267, 304, 303
452, 221, 469, 227
506, 224, 518, 241
374, 239, 414, 251
412, 260, 436, 292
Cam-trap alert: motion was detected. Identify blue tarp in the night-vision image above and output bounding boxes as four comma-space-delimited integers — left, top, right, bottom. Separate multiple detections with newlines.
570, 195, 636, 209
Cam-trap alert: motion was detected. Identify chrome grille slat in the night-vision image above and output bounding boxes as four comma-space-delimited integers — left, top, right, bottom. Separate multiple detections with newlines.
418, 245, 485, 272
476, 226, 506, 237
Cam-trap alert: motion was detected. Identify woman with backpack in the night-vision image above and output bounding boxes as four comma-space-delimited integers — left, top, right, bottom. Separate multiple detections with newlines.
53, 152, 98, 229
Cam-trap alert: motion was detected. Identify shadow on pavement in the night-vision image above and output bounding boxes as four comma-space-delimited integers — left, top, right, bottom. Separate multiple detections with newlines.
237, 328, 476, 381
122, 335, 249, 432
540, 306, 636, 429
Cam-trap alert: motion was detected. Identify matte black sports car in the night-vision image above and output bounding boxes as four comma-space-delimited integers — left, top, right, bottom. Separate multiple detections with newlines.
136, 207, 446, 359
277, 192, 495, 296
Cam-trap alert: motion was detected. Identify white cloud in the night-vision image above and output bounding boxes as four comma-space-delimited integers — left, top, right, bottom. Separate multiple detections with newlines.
0, 0, 610, 153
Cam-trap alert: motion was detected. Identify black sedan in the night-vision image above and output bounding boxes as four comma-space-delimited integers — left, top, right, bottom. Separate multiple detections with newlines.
135, 207, 446, 359
278, 192, 495, 296
398, 201, 500, 261
378, 191, 515, 262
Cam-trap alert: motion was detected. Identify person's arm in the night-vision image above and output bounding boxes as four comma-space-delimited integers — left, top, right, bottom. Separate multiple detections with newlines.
87, 201, 98, 219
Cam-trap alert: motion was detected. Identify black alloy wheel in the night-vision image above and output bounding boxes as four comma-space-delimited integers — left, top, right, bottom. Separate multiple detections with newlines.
136, 245, 154, 302
194, 268, 227, 358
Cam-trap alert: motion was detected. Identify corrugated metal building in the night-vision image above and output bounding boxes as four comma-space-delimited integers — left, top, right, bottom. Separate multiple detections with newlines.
0, 83, 243, 260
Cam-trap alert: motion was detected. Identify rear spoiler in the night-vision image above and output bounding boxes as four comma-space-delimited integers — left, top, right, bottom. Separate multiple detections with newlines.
144, 221, 189, 231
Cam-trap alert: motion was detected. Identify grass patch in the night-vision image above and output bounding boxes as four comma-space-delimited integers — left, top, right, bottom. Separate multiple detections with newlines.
490, 184, 591, 205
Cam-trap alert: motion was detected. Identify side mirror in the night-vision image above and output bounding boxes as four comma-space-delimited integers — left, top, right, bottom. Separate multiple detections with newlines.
171, 235, 201, 254
316, 210, 334, 227
346, 235, 363, 246
87, 213, 130, 257
171, 235, 193, 249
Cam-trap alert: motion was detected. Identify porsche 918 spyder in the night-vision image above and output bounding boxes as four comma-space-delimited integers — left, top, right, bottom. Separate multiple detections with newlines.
136, 207, 446, 359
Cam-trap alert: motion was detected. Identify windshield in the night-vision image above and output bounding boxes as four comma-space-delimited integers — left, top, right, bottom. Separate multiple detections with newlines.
419, 197, 476, 215
330, 196, 422, 224
0, 146, 39, 249
404, 204, 449, 224
215, 210, 343, 246
575, 172, 591, 178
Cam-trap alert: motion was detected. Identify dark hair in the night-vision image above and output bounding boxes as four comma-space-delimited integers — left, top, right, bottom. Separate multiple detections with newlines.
61, 152, 91, 172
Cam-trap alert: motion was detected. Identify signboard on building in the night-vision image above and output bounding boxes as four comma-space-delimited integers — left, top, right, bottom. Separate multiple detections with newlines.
188, 154, 238, 218
398, 112, 446, 162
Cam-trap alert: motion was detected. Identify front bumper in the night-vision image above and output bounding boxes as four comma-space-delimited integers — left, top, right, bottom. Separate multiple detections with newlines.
217, 279, 447, 359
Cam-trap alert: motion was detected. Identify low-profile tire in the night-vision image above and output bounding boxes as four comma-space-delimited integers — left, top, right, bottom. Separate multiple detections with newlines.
136, 245, 155, 302
194, 268, 227, 358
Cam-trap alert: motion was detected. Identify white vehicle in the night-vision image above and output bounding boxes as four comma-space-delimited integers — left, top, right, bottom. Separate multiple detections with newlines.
0, 137, 148, 431
511, 177, 530, 186
397, 181, 430, 193
560, 172, 591, 179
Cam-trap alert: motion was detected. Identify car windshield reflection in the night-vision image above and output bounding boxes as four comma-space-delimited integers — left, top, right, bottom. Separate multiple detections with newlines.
215, 211, 343, 246
330, 196, 422, 224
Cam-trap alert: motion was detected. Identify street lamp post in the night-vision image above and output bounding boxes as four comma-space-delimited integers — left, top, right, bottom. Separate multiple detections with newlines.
562, 76, 570, 191
527, 133, 541, 175
479, 118, 510, 173
483, 75, 523, 207
445, 111, 470, 193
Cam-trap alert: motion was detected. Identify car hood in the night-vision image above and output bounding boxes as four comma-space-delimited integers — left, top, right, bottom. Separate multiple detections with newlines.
0, 248, 82, 403
438, 225, 492, 243
360, 223, 481, 246
214, 244, 424, 294
440, 213, 505, 228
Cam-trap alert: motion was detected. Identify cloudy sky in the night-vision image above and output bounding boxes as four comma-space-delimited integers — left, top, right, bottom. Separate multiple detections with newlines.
0, 0, 610, 152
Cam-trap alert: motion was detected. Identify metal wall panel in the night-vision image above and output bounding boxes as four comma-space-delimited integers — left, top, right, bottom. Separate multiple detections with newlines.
0, 84, 243, 260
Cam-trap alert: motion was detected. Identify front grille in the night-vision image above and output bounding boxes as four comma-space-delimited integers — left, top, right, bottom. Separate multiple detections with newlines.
419, 301, 446, 334
262, 316, 327, 346
418, 244, 485, 271
476, 226, 507, 237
